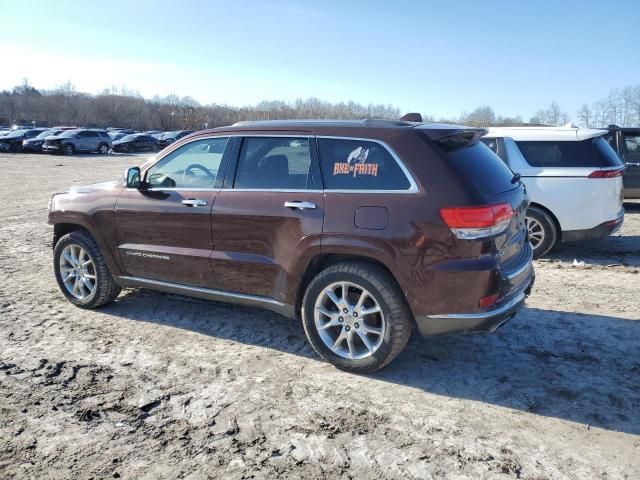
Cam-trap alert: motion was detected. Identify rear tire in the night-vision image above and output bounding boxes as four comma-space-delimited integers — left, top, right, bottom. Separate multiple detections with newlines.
301, 262, 413, 373
526, 207, 558, 258
53, 231, 121, 309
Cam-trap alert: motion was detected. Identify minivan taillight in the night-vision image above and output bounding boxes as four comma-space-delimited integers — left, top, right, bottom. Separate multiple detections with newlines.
588, 167, 625, 178
440, 203, 514, 240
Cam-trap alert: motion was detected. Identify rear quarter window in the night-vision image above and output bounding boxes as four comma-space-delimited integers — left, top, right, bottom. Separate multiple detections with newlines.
516, 137, 622, 168
318, 138, 411, 191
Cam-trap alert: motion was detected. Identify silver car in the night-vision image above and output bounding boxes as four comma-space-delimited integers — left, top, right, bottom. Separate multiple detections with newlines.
43, 129, 112, 155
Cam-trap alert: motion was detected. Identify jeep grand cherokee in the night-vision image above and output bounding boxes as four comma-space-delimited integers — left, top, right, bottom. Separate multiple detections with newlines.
48, 119, 534, 372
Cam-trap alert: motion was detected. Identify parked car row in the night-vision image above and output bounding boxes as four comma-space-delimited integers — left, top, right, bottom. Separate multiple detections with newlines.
0, 126, 198, 155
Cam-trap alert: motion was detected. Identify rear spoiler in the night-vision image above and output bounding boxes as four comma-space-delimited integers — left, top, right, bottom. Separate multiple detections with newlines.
417, 125, 488, 150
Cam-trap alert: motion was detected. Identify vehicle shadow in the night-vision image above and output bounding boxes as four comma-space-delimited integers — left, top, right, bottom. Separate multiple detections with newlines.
102, 290, 640, 435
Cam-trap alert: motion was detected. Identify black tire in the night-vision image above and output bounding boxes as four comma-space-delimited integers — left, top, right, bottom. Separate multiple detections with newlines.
301, 262, 413, 373
10, 142, 21, 153
98, 143, 109, 154
63, 143, 75, 156
53, 231, 121, 309
526, 207, 558, 258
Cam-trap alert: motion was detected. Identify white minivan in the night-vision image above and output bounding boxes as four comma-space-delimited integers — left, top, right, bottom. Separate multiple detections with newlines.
482, 126, 625, 257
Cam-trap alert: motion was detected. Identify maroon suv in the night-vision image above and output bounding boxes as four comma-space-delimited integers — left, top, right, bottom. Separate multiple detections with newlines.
48, 119, 534, 372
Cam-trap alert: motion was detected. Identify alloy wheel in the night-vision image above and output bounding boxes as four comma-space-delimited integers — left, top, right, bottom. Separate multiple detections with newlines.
526, 216, 545, 250
314, 281, 386, 360
59, 244, 97, 300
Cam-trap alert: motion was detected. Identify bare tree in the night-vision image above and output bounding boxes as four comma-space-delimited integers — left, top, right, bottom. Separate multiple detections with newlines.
462, 106, 496, 127
577, 104, 592, 127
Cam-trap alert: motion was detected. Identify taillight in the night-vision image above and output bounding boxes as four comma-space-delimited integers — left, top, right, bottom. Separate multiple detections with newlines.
588, 167, 625, 178
440, 202, 514, 240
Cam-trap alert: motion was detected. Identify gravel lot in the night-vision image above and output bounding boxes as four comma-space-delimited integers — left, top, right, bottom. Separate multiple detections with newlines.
1, 153, 639, 479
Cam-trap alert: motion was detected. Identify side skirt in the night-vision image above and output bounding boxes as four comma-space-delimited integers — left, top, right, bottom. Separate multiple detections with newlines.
114, 275, 296, 319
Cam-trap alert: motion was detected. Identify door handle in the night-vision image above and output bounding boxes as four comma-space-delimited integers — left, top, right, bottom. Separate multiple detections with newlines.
284, 201, 316, 210
182, 199, 208, 207
625, 162, 640, 167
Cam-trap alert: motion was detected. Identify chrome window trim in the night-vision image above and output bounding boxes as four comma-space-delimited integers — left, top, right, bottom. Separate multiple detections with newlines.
316, 135, 419, 194
221, 188, 323, 193
138, 133, 421, 195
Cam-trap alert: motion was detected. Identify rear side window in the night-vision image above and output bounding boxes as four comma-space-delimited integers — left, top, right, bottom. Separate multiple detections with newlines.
446, 142, 517, 195
234, 137, 314, 190
318, 138, 411, 191
516, 137, 622, 168
624, 134, 639, 154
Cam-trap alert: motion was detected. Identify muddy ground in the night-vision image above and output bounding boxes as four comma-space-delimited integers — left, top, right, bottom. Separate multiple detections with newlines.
0, 153, 639, 479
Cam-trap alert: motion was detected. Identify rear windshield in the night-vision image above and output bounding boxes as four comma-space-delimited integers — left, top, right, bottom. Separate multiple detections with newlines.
446, 141, 517, 195
516, 137, 622, 168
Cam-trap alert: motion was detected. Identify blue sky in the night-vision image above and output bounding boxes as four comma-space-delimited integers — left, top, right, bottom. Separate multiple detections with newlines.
1, 0, 638, 120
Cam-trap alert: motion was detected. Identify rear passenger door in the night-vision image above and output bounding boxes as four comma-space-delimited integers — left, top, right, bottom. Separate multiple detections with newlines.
210, 135, 324, 302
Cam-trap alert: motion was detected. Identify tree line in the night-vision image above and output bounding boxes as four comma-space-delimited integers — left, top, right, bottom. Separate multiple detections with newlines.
1, 80, 639, 131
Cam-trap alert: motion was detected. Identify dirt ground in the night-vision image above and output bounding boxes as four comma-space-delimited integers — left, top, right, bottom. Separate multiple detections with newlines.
0, 152, 639, 480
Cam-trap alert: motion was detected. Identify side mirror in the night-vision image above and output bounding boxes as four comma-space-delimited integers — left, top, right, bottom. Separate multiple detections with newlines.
124, 167, 141, 188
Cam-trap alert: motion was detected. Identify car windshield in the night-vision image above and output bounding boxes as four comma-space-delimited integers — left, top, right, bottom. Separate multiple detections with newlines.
59, 130, 81, 137
3, 130, 27, 138
36, 130, 59, 139
121, 134, 139, 142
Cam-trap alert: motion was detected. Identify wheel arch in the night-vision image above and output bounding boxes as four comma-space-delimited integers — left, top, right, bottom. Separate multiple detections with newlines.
52, 219, 123, 276
528, 202, 562, 242
294, 252, 405, 318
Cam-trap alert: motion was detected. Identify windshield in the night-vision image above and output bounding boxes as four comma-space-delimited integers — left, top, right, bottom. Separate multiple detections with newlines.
36, 130, 59, 139
120, 134, 139, 142
3, 129, 27, 138
59, 130, 80, 138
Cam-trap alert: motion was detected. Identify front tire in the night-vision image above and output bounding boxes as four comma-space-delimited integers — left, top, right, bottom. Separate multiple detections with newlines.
98, 143, 109, 154
54, 231, 121, 308
301, 262, 413, 373
526, 207, 558, 258
63, 143, 75, 156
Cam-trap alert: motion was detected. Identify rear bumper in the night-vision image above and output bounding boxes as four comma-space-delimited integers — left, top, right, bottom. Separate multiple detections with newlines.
412, 247, 535, 337
562, 212, 624, 243
415, 282, 532, 336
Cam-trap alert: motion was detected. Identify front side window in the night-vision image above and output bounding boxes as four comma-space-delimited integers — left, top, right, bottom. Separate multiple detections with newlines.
318, 138, 411, 191
146, 137, 228, 189
234, 137, 314, 190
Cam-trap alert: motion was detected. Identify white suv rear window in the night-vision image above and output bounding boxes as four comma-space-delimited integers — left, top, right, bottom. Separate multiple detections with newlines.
516, 138, 622, 168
